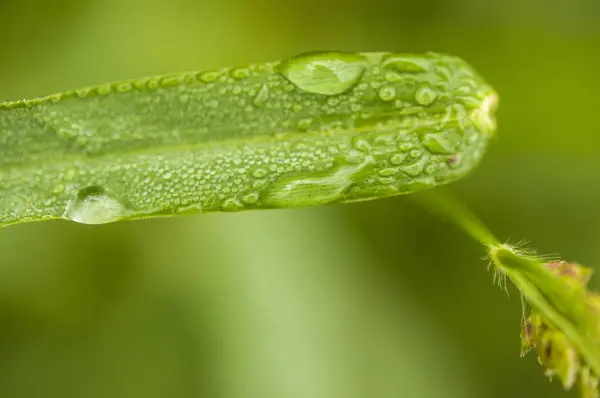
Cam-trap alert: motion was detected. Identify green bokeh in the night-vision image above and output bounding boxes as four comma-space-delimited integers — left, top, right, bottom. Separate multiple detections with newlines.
1, 1, 599, 397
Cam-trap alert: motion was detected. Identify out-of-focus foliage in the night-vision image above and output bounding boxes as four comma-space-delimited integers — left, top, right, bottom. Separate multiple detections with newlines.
0, 1, 599, 397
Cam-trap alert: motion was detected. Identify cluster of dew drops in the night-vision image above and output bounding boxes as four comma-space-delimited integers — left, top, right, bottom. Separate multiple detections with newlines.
54, 52, 479, 225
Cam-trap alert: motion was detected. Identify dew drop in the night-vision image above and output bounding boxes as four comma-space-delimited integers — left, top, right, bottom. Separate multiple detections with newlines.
253, 85, 269, 107
415, 86, 438, 106
410, 149, 422, 158
231, 68, 251, 80
53, 184, 65, 195
241, 192, 260, 204
423, 131, 461, 154
400, 157, 428, 177
378, 176, 395, 185
382, 55, 429, 73
221, 198, 244, 211
389, 153, 407, 165
279, 52, 366, 96
297, 118, 313, 131
378, 168, 398, 177
64, 185, 126, 225
64, 167, 78, 181
199, 70, 221, 83
378, 86, 397, 102
352, 137, 372, 153
252, 168, 269, 178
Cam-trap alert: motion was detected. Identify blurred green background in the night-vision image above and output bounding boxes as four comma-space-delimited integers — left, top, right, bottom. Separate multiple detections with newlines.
1, 1, 599, 397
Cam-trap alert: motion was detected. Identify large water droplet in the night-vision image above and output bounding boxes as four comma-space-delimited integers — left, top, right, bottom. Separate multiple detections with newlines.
279, 52, 366, 96
64, 185, 126, 225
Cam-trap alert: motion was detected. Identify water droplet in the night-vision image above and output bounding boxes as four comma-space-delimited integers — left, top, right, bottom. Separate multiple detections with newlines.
378, 176, 395, 185
241, 192, 260, 204
253, 179, 268, 189
116, 82, 133, 92
378, 168, 398, 177
53, 184, 65, 195
410, 150, 422, 158
423, 131, 461, 154
378, 86, 396, 102
389, 153, 407, 165
352, 137, 372, 153
221, 198, 244, 211
231, 68, 251, 80
96, 84, 112, 95
415, 86, 438, 106
279, 52, 366, 96
297, 118, 312, 131
434, 66, 452, 80
64, 167, 78, 181
198, 70, 221, 83
64, 185, 126, 225
252, 168, 269, 178
399, 142, 416, 152
400, 157, 428, 177
160, 75, 186, 87
253, 85, 269, 107
382, 55, 429, 73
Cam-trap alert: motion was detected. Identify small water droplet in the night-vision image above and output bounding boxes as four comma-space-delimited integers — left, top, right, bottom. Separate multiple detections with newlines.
352, 137, 372, 153
297, 118, 312, 131
350, 103, 362, 112
378, 168, 398, 177
64, 167, 78, 181
64, 185, 126, 225
382, 55, 429, 73
327, 97, 340, 107
378, 176, 395, 185
252, 168, 269, 178
241, 192, 260, 204
253, 85, 269, 107
423, 131, 461, 154
410, 149, 422, 158
389, 153, 407, 165
378, 86, 396, 102
231, 68, 251, 80
279, 52, 366, 96
116, 82, 133, 92
198, 70, 221, 83
400, 157, 429, 177
415, 86, 438, 106
399, 142, 415, 152
53, 184, 65, 195
221, 198, 244, 211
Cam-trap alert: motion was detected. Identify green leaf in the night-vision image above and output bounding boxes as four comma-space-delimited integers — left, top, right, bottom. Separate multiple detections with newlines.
0, 51, 497, 227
